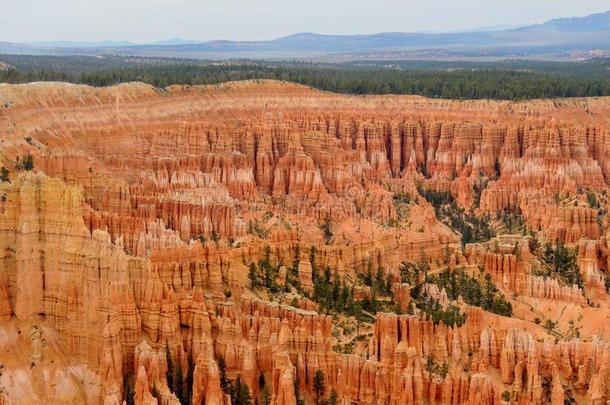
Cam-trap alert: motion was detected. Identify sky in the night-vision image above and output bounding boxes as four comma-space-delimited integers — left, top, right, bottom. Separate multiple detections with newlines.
1, 0, 609, 43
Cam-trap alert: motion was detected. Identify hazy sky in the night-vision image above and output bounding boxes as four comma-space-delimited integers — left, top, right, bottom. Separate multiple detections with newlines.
1, 0, 609, 43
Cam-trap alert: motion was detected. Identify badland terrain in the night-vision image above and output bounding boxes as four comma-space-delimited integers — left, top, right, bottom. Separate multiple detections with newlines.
0, 79, 610, 404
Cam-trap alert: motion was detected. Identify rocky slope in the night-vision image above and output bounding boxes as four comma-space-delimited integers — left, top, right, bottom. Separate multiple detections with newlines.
0, 80, 610, 404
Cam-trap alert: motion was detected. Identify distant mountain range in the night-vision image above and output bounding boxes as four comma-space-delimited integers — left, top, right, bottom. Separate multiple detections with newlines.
26, 40, 136, 48
22, 38, 205, 48
1, 10, 609, 60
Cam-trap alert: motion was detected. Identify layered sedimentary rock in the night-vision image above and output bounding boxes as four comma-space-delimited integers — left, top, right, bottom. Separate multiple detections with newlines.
465, 236, 586, 304
1, 81, 610, 404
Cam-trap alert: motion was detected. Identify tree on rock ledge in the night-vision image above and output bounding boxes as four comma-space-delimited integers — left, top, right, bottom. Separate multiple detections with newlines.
314, 369, 326, 405
248, 262, 259, 289
328, 389, 338, 405
0, 167, 9, 183
230, 376, 252, 405
16, 154, 34, 171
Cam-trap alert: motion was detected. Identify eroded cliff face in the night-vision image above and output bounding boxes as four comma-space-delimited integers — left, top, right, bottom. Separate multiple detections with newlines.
1, 81, 610, 404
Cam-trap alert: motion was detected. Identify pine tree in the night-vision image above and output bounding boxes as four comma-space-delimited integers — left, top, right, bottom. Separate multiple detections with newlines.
289, 244, 301, 288
231, 376, 252, 405
217, 357, 230, 394
15, 154, 34, 171
369, 290, 378, 314
339, 285, 349, 311
313, 369, 325, 405
385, 275, 393, 296
0, 167, 9, 183
293, 244, 301, 267
512, 241, 521, 261
375, 266, 385, 292
363, 261, 373, 286
528, 230, 540, 254
165, 345, 175, 396
320, 218, 333, 244
174, 358, 184, 403
260, 387, 271, 405
231, 376, 241, 405
310, 246, 318, 284
184, 353, 194, 404
328, 389, 338, 405
22, 154, 34, 171
248, 262, 259, 289
294, 374, 302, 404
239, 381, 252, 405
123, 374, 135, 405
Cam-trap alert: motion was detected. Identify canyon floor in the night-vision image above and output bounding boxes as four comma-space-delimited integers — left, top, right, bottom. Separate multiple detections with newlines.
0, 80, 610, 404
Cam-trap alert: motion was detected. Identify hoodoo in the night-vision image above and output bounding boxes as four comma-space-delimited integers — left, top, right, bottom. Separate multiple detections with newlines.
1, 80, 610, 404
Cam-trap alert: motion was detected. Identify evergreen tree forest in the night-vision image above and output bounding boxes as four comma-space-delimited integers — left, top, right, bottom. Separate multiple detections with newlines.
417, 186, 495, 246
1, 55, 610, 100
421, 268, 513, 317
537, 240, 583, 288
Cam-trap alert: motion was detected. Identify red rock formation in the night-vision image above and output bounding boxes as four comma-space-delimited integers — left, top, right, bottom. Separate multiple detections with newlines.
466, 236, 587, 303
0, 81, 610, 404
392, 283, 412, 312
